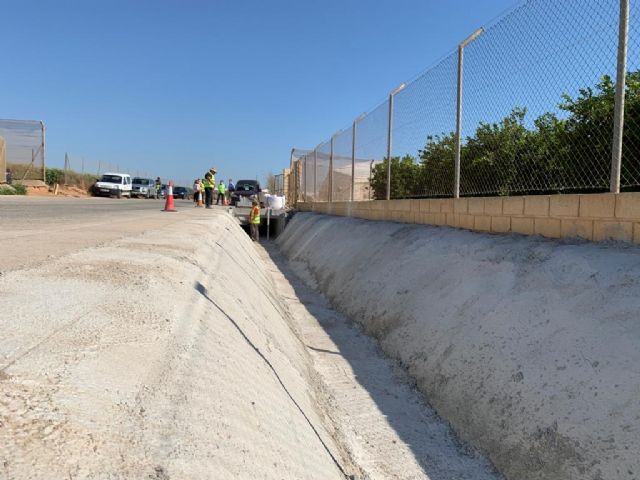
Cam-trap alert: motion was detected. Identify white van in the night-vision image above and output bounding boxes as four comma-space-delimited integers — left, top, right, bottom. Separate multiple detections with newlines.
92, 172, 133, 198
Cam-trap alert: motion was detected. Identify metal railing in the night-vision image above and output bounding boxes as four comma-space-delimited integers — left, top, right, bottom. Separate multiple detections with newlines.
291, 0, 639, 203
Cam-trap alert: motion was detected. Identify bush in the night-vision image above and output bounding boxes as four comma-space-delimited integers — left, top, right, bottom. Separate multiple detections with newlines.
45, 168, 65, 186
45, 167, 97, 190
0, 183, 26, 195
12, 182, 27, 195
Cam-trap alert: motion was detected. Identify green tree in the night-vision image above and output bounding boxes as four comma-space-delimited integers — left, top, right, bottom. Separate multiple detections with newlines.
368, 71, 640, 199
418, 133, 455, 196
370, 155, 421, 199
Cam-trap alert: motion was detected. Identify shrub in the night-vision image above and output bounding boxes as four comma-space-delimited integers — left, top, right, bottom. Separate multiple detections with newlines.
12, 182, 27, 195
0, 183, 26, 195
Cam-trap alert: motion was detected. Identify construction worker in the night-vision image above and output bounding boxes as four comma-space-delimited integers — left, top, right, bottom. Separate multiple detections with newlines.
216, 180, 226, 205
155, 177, 162, 199
249, 199, 260, 242
227, 178, 235, 206
193, 178, 203, 207
202, 172, 214, 208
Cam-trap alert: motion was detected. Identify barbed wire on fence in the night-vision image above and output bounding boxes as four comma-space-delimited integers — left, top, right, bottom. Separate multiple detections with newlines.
290, 0, 639, 203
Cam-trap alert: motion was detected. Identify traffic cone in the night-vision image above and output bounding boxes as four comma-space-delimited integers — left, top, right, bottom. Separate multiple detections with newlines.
197, 190, 204, 207
163, 181, 177, 212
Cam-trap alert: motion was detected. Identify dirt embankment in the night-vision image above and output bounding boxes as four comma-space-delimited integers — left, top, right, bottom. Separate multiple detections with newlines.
0, 211, 348, 479
27, 184, 91, 197
277, 212, 640, 480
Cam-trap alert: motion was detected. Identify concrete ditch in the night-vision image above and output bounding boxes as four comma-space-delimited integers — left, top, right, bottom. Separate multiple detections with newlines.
277, 212, 640, 480
0, 210, 349, 479
0, 207, 502, 479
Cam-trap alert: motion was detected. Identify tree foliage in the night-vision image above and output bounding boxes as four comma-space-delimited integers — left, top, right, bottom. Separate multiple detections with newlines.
369, 72, 640, 199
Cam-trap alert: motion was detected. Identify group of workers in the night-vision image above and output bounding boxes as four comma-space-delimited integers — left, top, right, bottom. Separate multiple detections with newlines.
192, 168, 260, 241
192, 168, 231, 208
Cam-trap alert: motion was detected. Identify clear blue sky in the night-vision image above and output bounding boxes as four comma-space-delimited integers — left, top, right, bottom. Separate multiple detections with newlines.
0, 0, 518, 184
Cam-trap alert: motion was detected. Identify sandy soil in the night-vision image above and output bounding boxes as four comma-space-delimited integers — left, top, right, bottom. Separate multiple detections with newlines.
25, 185, 91, 197
278, 212, 640, 480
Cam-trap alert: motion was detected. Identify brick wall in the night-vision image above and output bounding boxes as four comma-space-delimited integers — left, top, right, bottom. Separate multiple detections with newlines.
297, 193, 640, 244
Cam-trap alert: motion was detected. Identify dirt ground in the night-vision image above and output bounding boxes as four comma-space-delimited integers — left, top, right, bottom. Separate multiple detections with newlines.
25, 184, 91, 197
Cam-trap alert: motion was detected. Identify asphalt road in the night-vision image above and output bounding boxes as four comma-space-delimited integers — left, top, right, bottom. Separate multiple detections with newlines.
0, 196, 224, 271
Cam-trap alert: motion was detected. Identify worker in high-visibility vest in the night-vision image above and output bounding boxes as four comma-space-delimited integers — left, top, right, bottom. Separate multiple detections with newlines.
216, 180, 226, 205
202, 173, 214, 208
249, 199, 260, 242
193, 178, 203, 207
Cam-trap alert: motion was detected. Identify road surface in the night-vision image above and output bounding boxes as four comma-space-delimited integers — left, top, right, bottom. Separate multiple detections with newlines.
0, 196, 225, 271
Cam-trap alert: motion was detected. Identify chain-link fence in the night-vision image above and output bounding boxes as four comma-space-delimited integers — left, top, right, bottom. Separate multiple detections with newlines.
63, 154, 152, 179
48, 153, 192, 192
292, 0, 639, 202
288, 148, 309, 203
0, 119, 45, 183
274, 173, 285, 196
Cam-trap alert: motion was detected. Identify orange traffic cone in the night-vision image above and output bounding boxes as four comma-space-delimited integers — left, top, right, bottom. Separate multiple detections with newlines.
197, 190, 204, 207
163, 181, 177, 212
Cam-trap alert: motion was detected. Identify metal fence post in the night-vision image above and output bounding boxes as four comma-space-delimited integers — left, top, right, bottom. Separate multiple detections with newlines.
611, 0, 630, 194
329, 135, 334, 203
304, 156, 308, 202
352, 113, 366, 202
289, 149, 294, 203
454, 27, 483, 199
64, 153, 69, 185
314, 149, 317, 202
351, 120, 356, 202
386, 84, 405, 200
40, 121, 46, 183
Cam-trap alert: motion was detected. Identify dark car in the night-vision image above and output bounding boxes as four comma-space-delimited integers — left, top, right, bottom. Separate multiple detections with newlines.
231, 179, 262, 206
173, 186, 189, 199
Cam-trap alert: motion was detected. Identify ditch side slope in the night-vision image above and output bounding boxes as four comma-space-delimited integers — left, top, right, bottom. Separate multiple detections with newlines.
0, 210, 349, 480
278, 212, 640, 480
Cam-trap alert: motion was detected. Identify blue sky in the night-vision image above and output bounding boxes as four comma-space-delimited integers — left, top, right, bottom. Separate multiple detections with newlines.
0, 0, 519, 184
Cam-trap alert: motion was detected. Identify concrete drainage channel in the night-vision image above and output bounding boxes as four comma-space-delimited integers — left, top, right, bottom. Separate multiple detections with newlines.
8, 204, 638, 479
0, 208, 501, 479
277, 212, 640, 480
4, 201, 637, 479
14, 205, 636, 479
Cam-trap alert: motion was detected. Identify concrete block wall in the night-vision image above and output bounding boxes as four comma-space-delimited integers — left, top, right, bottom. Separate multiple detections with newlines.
297, 192, 640, 244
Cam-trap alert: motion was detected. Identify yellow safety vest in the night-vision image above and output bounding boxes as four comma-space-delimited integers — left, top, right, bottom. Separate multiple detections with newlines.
218, 183, 226, 194
202, 178, 214, 189
250, 206, 261, 224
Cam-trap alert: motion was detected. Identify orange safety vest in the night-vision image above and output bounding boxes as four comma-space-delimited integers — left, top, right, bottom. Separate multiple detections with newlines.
250, 205, 261, 224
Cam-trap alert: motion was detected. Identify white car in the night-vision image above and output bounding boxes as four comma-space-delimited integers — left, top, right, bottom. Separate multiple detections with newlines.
92, 173, 133, 198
